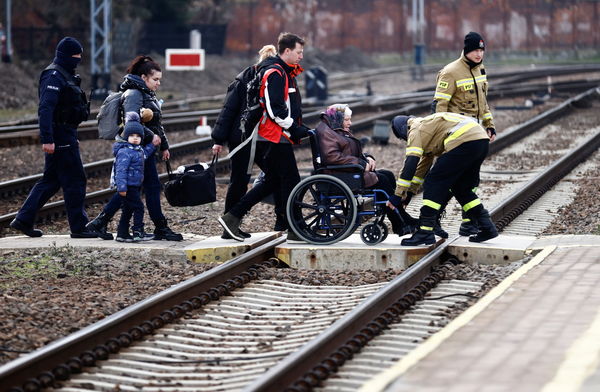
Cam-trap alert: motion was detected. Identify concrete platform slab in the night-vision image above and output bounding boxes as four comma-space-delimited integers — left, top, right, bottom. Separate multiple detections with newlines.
0, 233, 205, 260
185, 231, 281, 263
276, 233, 445, 270
0, 232, 282, 264
530, 234, 600, 249
362, 244, 600, 392
448, 234, 537, 265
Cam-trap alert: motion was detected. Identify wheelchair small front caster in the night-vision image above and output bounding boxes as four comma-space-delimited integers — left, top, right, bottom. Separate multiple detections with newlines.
361, 223, 383, 245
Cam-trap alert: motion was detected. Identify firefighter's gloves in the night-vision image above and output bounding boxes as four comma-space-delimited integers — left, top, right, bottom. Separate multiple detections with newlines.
140, 108, 154, 123
486, 127, 496, 141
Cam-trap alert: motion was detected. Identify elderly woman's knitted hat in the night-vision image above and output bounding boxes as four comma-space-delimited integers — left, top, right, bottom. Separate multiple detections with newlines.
321, 103, 352, 130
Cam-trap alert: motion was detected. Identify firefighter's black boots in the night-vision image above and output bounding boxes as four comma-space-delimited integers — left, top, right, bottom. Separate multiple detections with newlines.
467, 207, 498, 243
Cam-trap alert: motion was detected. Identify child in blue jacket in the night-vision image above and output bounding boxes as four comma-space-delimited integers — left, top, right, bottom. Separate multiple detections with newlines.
113, 113, 156, 242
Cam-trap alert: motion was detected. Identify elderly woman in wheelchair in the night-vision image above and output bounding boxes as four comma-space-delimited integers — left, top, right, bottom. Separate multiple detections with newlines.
286, 104, 417, 245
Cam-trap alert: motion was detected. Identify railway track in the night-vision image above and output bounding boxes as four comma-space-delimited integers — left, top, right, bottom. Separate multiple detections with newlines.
2, 62, 598, 128
244, 102, 600, 392
2, 84, 599, 390
1, 85, 597, 232
1, 62, 599, 147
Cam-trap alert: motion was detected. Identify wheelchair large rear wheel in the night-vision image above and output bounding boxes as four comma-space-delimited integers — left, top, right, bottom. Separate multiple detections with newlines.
286, 175, 357, 245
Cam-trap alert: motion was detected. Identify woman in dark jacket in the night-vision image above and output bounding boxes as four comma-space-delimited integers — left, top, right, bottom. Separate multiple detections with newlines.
87, 55, 183, 241
316, 104, 416, 236
211, 45, 277, 238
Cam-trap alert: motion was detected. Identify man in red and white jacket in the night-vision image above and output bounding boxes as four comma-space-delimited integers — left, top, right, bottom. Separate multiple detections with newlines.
219, 32, 309, 241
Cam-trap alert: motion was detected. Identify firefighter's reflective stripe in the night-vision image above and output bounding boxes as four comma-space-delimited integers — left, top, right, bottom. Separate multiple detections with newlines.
423, 199, 442, 210
438, 112, 466, 123
420, 225, 434, 231
396, 178, 411, 188
483, 112, 493, 120
411, 176, 424, 186
406, 146, 424, 156
456, 75, 487, 87
463, 198, 482, 212
455, 78, 474, 87
444, 121, 479, 147
434, 91, 452, 101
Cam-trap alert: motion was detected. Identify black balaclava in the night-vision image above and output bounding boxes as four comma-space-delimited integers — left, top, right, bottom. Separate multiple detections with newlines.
54, 37, 83, 72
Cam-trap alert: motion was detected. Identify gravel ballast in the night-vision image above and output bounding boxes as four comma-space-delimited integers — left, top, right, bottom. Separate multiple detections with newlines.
1, 73, 600, 367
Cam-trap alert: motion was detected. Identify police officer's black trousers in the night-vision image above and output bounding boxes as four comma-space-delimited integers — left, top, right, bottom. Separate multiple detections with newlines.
224, 140, 252, 213
228, 142, 300, 223
420, 139, 489, 218
16, 146, 88, 232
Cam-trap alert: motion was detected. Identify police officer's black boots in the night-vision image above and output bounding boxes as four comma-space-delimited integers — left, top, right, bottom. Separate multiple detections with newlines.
153, 218, 183, 241
459, 211, 479, 236
401, 215, 437, 246
10, 218, 43, 237
467, 208, 499, 243
86, 212, 114, 240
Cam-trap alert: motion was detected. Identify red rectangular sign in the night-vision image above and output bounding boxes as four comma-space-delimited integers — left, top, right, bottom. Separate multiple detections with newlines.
170, 53, 201, 67
165, 49, 205, 71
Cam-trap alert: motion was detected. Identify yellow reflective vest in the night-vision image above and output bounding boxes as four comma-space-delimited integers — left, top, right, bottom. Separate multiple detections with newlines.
395, 113, 489, 196
433, 53, 495, 130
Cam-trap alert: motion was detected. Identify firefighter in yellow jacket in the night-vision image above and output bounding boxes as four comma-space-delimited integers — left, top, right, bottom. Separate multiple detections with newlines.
431, 31, 496, 238
388, 113, 498, 246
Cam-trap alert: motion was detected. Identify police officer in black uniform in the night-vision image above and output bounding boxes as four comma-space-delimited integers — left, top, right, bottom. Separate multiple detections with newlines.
10, 37, 96, 238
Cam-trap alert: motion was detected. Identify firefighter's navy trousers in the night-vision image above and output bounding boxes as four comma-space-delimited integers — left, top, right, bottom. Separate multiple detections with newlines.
420, 139, 489, 217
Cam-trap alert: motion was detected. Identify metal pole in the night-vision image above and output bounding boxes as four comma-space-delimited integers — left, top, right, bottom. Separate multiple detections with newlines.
90, 0, 111, 99
90, 0, 96, 73
104, 0, 111, 76
5, 0, 12, 62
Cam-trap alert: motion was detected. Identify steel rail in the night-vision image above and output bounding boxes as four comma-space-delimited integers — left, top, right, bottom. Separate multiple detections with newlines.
491, 122, 600, 231
2, 86, 598, 229
488, 86, 600, 155
1, 74, 598, 147
243, 105, 600, 392
2, 62, 598, 130
243, 241, 452, 392
0, 236, 285, 391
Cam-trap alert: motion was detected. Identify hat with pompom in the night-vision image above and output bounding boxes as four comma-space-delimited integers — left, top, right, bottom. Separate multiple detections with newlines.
123, 112, 144, 139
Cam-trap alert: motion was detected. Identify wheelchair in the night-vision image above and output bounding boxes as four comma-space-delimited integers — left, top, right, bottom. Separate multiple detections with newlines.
286, 130, 393, 246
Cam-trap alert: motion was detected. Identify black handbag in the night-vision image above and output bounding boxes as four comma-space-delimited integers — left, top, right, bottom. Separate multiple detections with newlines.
164, 156, 217, 207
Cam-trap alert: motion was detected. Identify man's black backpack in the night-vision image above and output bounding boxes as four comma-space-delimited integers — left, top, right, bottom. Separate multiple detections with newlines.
238, 65, 261, 139
239, 63, 286, 139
